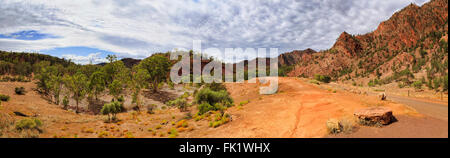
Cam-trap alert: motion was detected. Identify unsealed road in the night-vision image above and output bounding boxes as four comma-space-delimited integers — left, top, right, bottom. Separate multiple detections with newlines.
386, 94, 448, 121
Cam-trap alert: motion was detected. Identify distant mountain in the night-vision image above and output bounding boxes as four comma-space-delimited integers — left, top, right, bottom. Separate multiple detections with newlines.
97, 58, 141, 68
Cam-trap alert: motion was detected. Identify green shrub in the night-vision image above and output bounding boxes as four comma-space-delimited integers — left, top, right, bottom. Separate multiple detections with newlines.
433, 78, 442, 90
117, 95, 125, 102
411, 81, 423, 90
368, 79, 380, 87
309, 80, 320, 85
368, 81, 375, 87
167, 98, 187, 112
101, 101, 124, 122
181, 92, 190, 99
239, 100, 250, 106
62, 96, 69, 109
208, 113, 231, 128
0, 94, 10, 101
278, 65, 294, 77
194, 88, 233, 107
314, 74, 331, 83
198, 102, 215, 115
204, 82, 227, 91
15, 118, 42, 131
168, 81, 175, 90
14, 87, 25, 95
168, 128, 178, 138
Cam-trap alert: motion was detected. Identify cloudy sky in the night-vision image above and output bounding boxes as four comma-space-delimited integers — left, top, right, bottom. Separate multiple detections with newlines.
0, 0, 429, 64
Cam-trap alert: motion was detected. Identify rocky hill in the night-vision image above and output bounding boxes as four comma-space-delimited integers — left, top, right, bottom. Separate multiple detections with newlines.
287, 0, 448, 90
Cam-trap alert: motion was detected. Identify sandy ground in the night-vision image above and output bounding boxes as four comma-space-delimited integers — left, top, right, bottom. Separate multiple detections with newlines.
0, 81, 194, 138
188, 77, 421, 138
328, 115, 448, 138
0, 77, 446, 138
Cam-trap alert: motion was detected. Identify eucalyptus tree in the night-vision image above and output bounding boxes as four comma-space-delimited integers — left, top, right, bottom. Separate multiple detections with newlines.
64, 72, 89, 113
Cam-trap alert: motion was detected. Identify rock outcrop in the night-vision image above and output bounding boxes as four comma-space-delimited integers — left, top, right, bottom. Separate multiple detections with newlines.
354, 107, 394, 126
287, 0, 448, 83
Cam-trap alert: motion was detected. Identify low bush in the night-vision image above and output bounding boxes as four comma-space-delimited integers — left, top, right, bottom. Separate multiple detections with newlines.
175, 120, 188, 128
168, 81, 175, 90
339, 119, 355, 134
117, 95, 125, 102
398, 82, 407, 88
208, 112, 231, 128
15, 87, 25, 95
124, 132, 134, 138
15, 118, 42, 131
0, 94, 10, 101
411, 80, 423, 90
183, 112, 193, 120
147, 104, 156, 114
167, 98, 187, 112
0, 76, 30, 82
326, 119, 341, 134
239, 100, 250, 106
0, 113, 14, 132
194, 88, 233, 107
155, 124, 162, 129
193, 113, 205, 121
98, 131, 109, 138
181, 92, 190, 99
309, 80, 320, 85
197, 102, 215, 115
314, 74, 331, 83
204, 82, 227, 91
168, 128, 178, 138
100, 101, 124, 122
326, 118, 355, 134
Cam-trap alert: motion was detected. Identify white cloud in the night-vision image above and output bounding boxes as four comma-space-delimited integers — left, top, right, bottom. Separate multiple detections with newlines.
0, 0, 431, 63
61, 52, 108, 65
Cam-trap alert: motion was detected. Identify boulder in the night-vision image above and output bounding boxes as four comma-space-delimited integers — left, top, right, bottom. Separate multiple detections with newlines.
354, 107, 394, 125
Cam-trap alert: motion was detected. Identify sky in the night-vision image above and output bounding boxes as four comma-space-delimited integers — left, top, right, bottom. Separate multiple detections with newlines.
0, 0, 430, 64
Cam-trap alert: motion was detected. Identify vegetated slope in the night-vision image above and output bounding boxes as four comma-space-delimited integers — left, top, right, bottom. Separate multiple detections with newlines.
288, 0, 448, 91
0, 51, 73, 76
